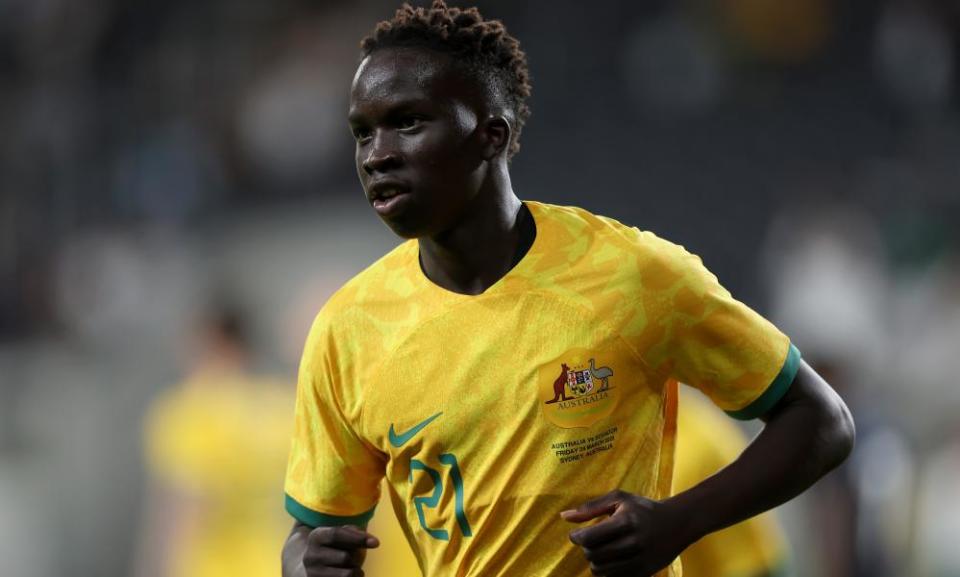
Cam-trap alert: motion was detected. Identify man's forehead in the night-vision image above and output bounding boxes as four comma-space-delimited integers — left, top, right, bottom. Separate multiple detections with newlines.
351, 47, 451, 100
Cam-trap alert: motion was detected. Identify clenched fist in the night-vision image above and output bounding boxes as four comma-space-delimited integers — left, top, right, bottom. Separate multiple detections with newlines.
562, 490, 692, 577
285, 524, 380, 577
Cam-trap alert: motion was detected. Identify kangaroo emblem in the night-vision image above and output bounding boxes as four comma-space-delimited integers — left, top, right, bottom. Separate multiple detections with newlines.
545, 363, 571, 404
588, 358, 614, 391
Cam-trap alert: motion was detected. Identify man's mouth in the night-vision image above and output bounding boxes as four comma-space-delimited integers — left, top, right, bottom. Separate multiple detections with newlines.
369, 183, 412, 216
373, 186, 404, 202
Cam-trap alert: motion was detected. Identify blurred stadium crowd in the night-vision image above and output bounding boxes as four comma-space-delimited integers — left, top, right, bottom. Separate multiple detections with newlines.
1, 1, 959, 576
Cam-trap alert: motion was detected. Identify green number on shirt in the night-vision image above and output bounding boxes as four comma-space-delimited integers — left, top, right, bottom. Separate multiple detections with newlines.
409, 453, 472, 541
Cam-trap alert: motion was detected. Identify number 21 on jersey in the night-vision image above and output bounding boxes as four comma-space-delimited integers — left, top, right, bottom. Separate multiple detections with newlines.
409, 453, 472, 541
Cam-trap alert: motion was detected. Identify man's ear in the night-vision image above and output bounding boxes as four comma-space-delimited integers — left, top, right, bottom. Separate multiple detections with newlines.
480, 116, 512, 160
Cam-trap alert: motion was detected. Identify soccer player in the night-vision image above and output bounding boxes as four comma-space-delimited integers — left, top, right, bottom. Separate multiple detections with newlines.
138, 307, 293, 577
281, 2, 855, 576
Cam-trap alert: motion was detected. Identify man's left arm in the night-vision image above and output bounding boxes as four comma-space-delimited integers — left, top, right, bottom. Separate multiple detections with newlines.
562, 361, 855, 576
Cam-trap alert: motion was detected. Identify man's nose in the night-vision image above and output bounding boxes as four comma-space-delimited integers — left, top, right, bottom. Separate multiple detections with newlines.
362, 131, 402, 175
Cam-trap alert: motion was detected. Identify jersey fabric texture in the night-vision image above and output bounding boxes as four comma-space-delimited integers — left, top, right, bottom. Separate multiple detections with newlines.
364, 480, 424, 577
675, 389, 788, 577
361, 390, 792, 577
145, 368, 293, 577
285, 201, 801, 577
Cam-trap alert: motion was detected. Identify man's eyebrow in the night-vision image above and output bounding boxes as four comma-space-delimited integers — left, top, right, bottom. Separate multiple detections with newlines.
347, 97, 429, 125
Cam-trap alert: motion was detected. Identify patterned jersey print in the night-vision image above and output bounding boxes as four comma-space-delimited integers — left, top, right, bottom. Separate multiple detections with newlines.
285, 201, 798, 577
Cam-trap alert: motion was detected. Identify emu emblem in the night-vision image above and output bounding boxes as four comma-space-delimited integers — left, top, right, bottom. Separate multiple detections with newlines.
588, 358, 614, 392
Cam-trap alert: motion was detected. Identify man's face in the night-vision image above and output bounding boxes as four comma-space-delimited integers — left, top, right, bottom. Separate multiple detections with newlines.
348, 47, 486, 238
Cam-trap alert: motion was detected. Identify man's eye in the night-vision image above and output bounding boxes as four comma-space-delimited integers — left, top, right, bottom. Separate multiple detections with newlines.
398, 117, 422, 130
353, 128, 371, 142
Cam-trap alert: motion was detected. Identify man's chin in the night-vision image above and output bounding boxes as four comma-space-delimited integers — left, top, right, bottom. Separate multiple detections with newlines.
377, 214, 429, 240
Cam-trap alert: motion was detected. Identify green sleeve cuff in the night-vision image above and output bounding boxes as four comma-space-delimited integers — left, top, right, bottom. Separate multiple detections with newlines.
285, 494, 376, 528
725, 344, 801, 421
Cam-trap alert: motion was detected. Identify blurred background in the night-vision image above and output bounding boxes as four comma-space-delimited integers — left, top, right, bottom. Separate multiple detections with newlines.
1, 0, 959, 576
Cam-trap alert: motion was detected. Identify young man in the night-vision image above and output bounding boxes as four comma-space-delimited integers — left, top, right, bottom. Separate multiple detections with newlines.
281, 2, 855, 576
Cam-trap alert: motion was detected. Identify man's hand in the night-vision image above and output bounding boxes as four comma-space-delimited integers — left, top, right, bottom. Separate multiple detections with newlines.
283, 522, 380, 577
560, 361, 855, 577
561, 490, 690, 577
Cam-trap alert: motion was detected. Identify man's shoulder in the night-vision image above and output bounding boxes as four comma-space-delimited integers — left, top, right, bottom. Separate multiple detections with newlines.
531, 201, 691, 263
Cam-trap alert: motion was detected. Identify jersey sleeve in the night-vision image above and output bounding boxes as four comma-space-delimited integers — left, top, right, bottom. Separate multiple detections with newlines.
631, 232, 801, 420
284, 311, 386, 527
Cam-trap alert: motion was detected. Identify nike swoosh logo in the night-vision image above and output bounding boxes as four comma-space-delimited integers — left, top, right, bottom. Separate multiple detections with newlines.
389, 412, 442, 448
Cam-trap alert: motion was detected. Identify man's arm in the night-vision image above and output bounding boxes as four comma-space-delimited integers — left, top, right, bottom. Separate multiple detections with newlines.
282, 521, 380, 577
680, 360, 855, 534
563, 360, 855, 576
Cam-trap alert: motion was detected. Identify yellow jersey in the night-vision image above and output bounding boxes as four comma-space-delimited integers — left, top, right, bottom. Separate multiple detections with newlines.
285, 201, 800, 577
145, 368, 294, 577
366, 481, 424, 576
675, 389, 788, 577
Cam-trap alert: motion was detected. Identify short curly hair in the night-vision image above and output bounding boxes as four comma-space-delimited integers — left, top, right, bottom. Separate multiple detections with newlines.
360, 0, 532, 159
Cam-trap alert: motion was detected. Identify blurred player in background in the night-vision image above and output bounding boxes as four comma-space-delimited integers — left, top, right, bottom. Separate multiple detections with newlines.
136, 305, 293, 577
282, 2, 854, 576
675, 390, 788, 577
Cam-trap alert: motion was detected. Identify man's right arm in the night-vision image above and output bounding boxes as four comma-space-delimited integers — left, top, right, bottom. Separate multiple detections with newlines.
282, 521, 380, 577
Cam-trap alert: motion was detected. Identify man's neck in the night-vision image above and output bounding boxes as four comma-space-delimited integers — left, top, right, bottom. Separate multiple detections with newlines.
418, 180, 534, 295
